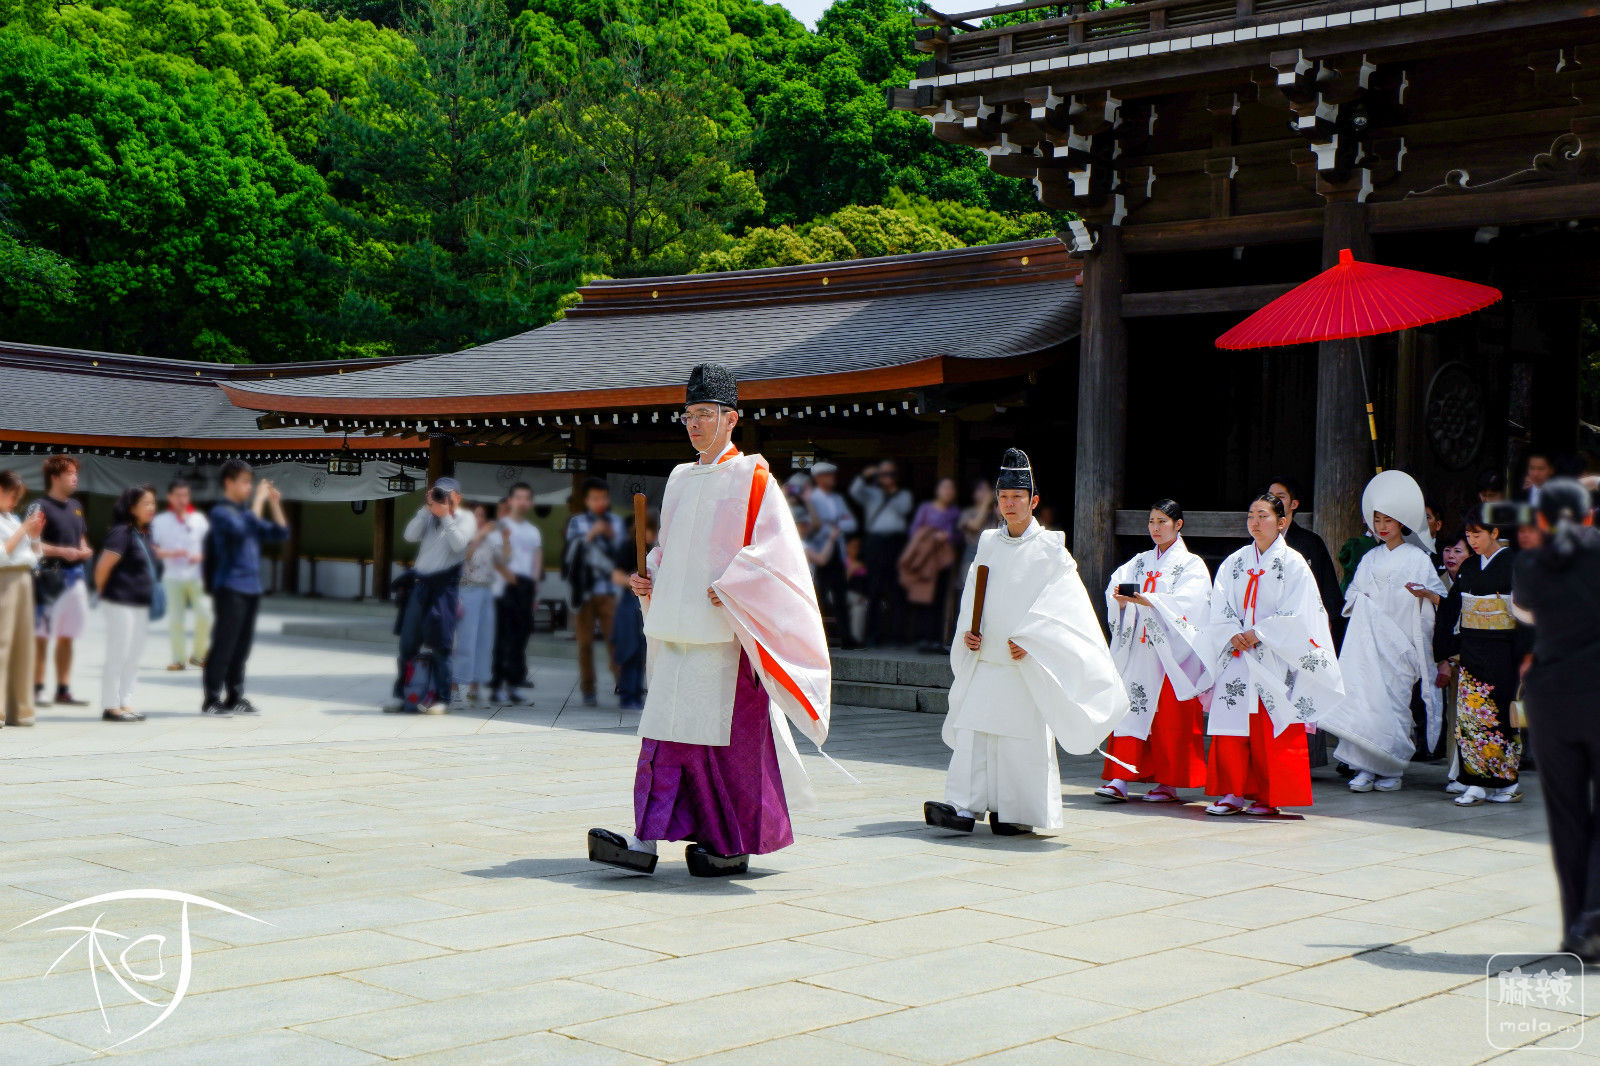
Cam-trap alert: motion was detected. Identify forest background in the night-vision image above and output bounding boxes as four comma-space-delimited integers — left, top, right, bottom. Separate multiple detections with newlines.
0, 0, 1071, 363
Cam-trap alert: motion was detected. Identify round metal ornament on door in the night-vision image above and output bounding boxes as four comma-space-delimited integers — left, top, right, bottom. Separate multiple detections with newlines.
1424, 361, 1485, 471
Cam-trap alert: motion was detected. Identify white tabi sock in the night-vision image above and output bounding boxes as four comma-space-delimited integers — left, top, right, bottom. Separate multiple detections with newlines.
622, 834, 657, 855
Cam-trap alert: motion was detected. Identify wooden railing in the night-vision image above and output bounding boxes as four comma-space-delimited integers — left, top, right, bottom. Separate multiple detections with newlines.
915, 0, 1393, 72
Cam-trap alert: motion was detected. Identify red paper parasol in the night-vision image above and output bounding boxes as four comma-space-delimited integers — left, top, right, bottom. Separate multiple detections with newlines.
1216, 248, 1502, 350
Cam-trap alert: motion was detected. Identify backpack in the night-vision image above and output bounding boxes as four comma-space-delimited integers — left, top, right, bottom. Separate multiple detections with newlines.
201, 504, 232, 595
401, 648, 441, 711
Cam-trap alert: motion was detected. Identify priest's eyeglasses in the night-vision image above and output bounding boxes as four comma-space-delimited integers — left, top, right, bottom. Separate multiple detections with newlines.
681, 408, 728, 426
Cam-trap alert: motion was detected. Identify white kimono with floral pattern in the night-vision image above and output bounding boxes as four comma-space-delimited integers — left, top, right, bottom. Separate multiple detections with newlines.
1104, 537, 1213, 742
1197, 534, 1344, 737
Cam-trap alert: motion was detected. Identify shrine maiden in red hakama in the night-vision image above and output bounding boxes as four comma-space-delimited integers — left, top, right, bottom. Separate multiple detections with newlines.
1197, 496, 1344, 816
1100, 504, 1212, 803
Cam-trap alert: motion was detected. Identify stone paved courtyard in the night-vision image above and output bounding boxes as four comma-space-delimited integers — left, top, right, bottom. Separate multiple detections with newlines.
0, 599, 1592, 1064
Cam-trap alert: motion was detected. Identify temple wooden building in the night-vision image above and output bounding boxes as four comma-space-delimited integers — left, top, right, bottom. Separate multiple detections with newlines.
0, 342, 429, 596
0, 341, 423, 464
889, 0, 1598, 589
222, 238, 1086, 513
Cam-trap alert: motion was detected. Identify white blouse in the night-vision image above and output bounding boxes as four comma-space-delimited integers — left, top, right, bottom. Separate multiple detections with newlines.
0, 512, 39, 569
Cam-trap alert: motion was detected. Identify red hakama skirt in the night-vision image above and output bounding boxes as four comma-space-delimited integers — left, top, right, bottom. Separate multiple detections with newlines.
1102, 676, 1208, 788
1205, 700, 1313, 808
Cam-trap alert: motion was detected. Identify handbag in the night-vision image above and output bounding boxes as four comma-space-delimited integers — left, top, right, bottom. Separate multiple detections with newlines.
1509, 682, 1528, 730
135, 532, 167, 622
33, 560, 66, 607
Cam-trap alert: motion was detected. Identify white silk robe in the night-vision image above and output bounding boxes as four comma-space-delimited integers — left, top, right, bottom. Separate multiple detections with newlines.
942, 520, 1130, 827
1197, 534, 1344, 737
1104, 537, 1213, 741
641, 447, 831, 810
1318, 542, 1447, 777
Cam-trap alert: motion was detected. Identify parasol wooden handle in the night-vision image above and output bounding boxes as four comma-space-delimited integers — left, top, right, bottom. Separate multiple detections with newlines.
969, 565, 989, 636
633, 493, 649, 574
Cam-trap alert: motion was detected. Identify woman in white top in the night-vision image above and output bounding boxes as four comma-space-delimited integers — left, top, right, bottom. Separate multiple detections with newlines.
1098, 499, 1212, 803
454, 502, 508, 704
0, 470, 46, 726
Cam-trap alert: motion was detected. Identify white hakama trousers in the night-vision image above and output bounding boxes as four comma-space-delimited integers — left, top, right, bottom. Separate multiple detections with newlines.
943, 722, 1064, 830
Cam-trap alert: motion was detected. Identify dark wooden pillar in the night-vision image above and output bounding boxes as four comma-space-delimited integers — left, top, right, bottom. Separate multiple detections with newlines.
426, 435, 451, 485
372, 496, 394, 600
1314, 201, 1374, 565
937, 415, 960, 484
1393, 328, 1420, 473
570, 428, 591, 514
282, 502, 303, 594
1073, 226, 1128, 597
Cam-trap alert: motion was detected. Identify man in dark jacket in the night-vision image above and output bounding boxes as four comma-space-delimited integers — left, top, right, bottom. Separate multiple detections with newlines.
203, 460, 289, 717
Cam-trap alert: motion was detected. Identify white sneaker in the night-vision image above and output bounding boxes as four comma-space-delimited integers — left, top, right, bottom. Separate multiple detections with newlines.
1454, 785, 1488, 806
1487, 783, 1523, 803
1374, 777, 1403, 792
423, 702, 448, 715
1444, 780, 1468, 795
1349, 771, 1377, 793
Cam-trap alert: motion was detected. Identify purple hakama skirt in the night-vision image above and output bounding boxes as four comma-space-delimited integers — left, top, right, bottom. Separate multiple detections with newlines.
633, 650, 794, 856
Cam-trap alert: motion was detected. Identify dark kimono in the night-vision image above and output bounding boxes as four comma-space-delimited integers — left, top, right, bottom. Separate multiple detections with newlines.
1434, 548, 1530, 789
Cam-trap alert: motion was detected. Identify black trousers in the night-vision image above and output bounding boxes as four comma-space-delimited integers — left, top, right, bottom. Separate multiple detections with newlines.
814, 553, 852, 646
491, 580, 534, 689
863, 532, 906, 646
1527, 691, 1600, 939
204, 589, 259, 707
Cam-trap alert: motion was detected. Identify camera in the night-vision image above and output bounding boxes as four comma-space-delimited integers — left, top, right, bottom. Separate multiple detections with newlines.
1481, 501, 1533, 529
428, 486, 449, 504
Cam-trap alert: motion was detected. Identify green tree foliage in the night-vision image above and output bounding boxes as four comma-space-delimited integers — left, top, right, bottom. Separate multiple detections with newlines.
0, 184, 76, 310
748, 0, 1040, 225
540, 33, 764, 277
0, 0, 409, 155
883, 188, 1055, 247
295, 0, 409, 28
326, 0, 587, 354
0, 28, 339, 360
0, 0, 1058, 362
696, 201, 963, 272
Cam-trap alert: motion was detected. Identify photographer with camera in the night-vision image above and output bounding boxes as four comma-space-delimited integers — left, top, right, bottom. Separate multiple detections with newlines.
386, 477, 474, 715
202, 460, 288, 717
1509, 478, 1600, 961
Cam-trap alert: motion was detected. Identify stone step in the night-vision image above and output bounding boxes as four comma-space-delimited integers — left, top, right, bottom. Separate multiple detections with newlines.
832, 650, 953, 689
831, 681, 947, 716
280, 620, 574, 661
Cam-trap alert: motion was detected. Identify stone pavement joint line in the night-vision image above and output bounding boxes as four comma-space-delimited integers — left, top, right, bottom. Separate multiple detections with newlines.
0, 601, 1588, 1063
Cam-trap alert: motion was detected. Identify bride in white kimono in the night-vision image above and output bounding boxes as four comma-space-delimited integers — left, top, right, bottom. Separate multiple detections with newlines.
1097, 499, 1212, 803
1317, 471, 1446, 792
1198, 494, 1345, 816
924, 450, 1129, 835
